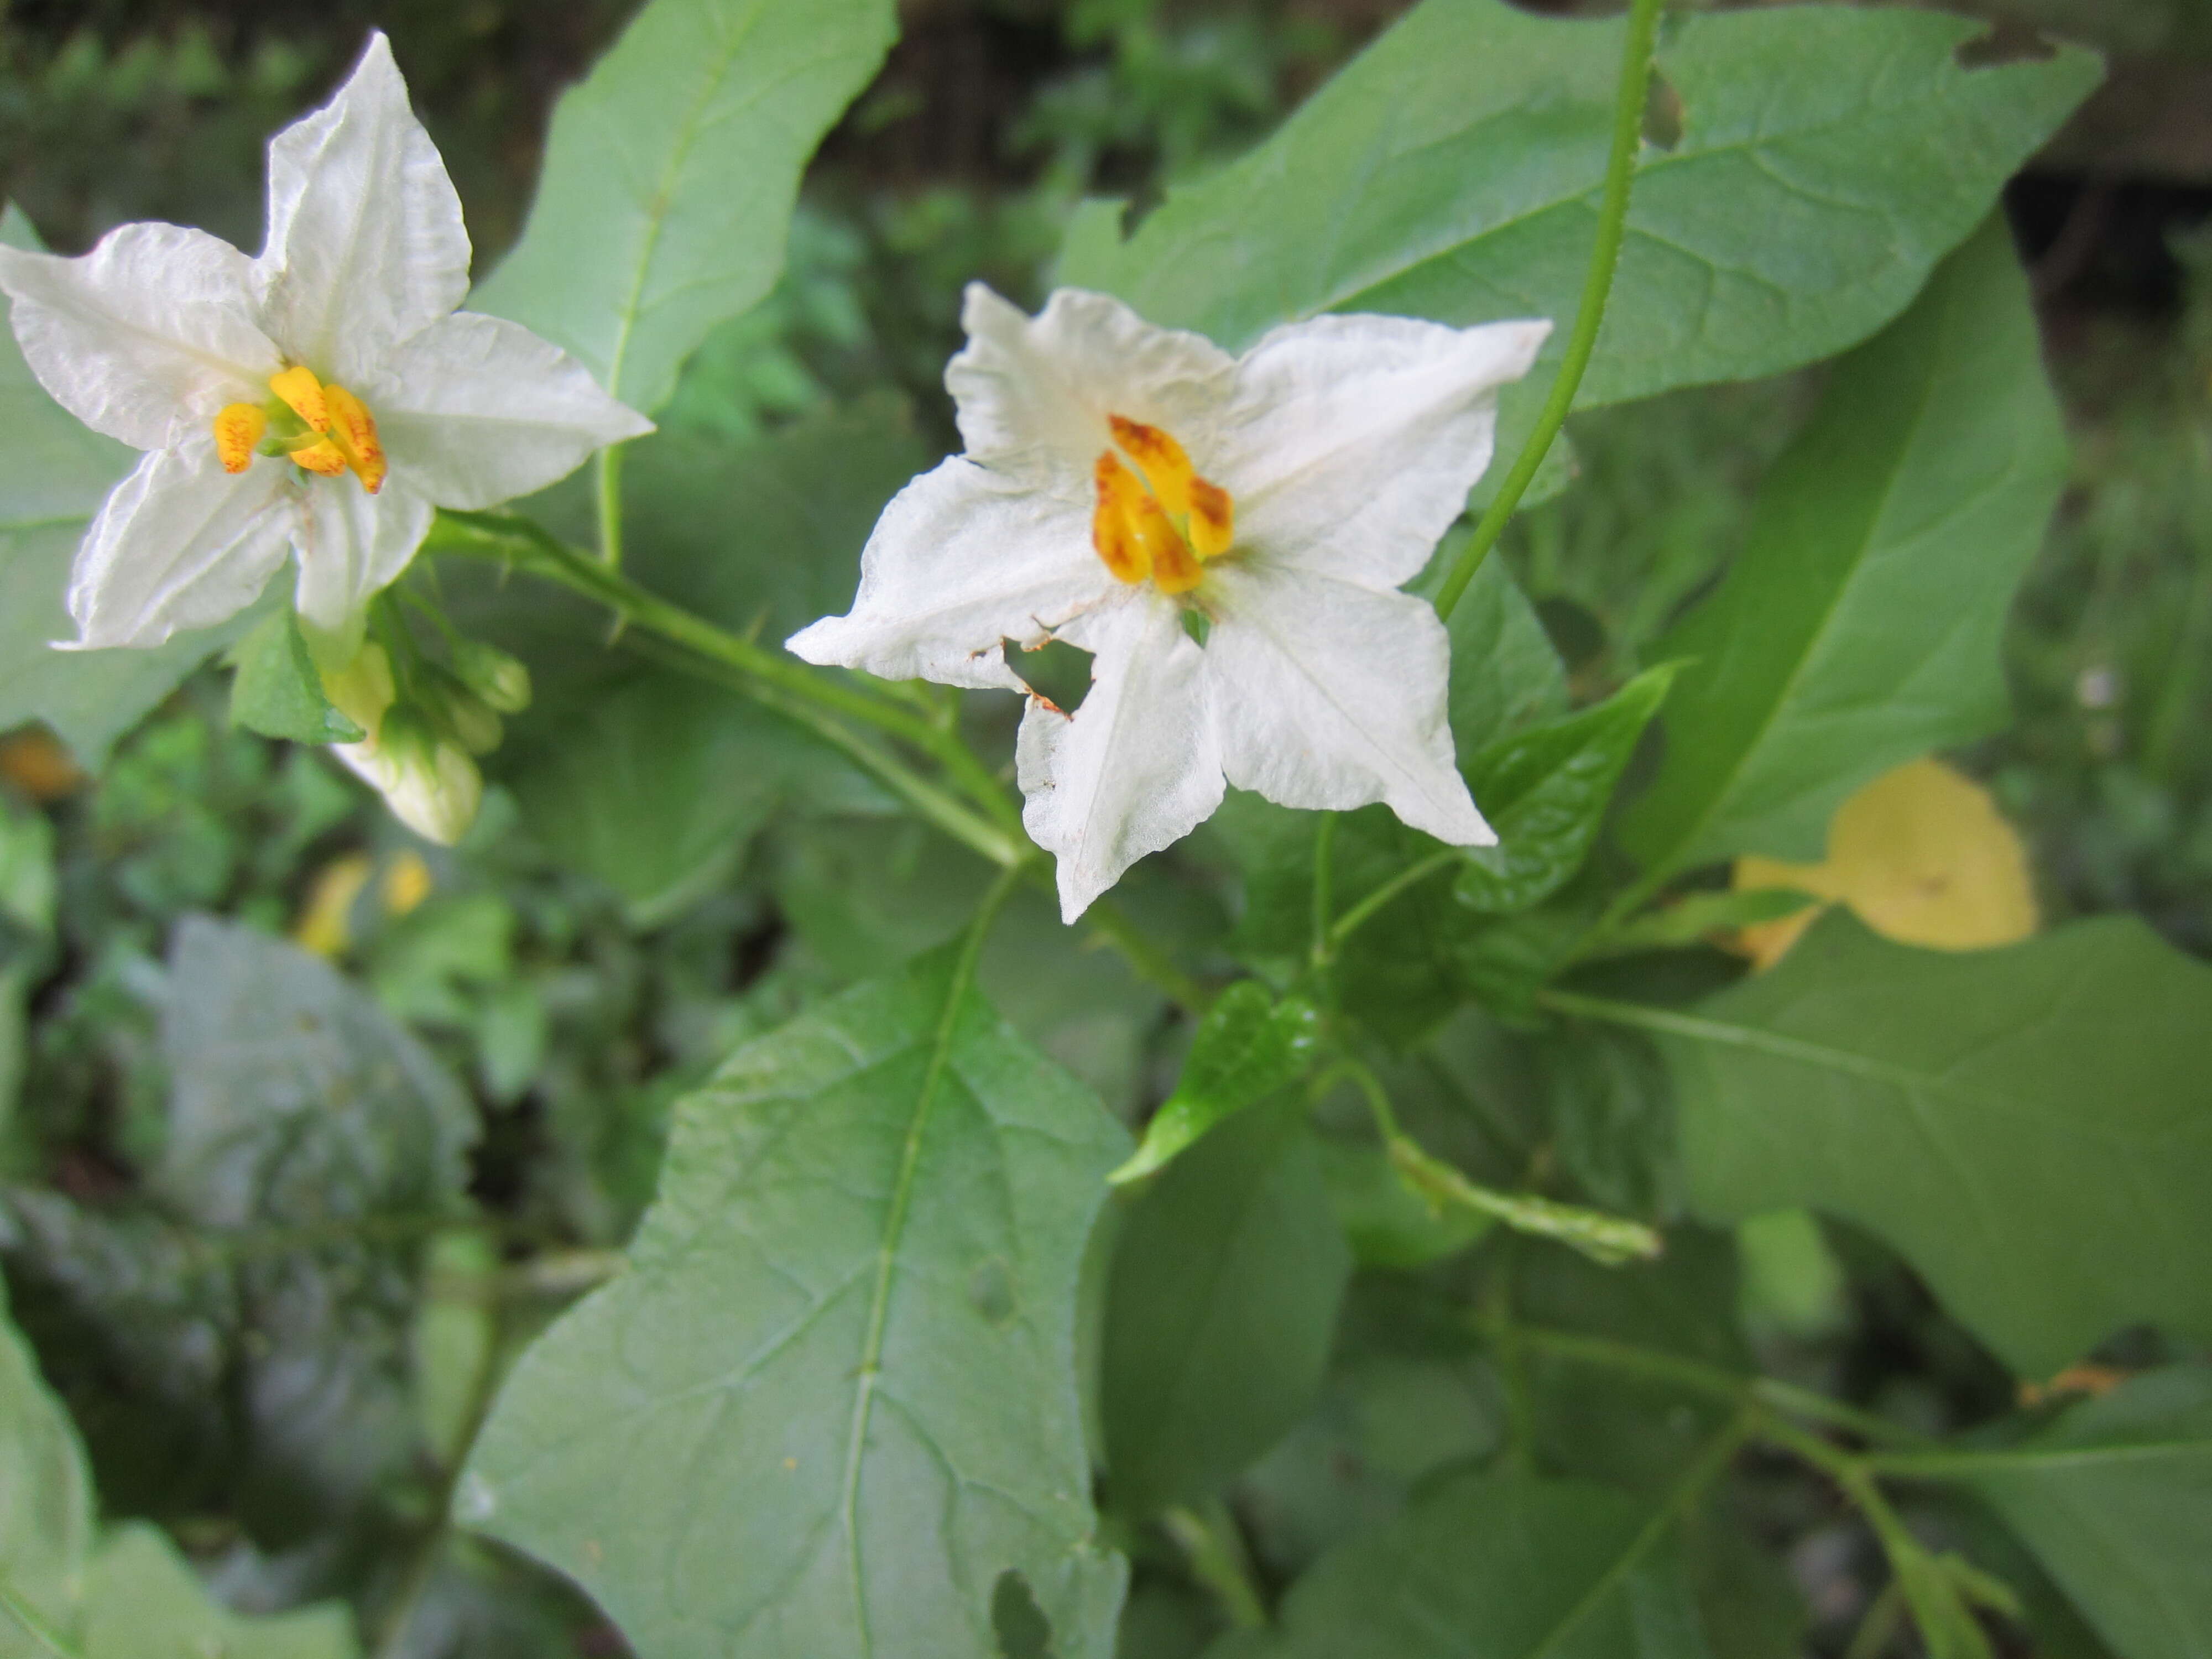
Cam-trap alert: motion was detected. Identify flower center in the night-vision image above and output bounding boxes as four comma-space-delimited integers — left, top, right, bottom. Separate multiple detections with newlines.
213, 364, 387, 493
1092, 415, 1233, 597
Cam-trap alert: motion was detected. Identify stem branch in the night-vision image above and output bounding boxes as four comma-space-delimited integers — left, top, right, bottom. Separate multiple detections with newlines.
1432, 0, 1665, 621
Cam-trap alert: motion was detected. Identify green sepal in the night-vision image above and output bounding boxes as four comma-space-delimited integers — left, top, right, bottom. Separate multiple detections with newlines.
226, 609, 365, 744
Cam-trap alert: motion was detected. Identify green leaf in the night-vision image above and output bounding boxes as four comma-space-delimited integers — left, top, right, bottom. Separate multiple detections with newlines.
471, 0, 897, 414
1618, 217, 2067, 877
0, 1289, 91, 1658
83, 1523, 357, 1659
1112, 983, 1321, 1183
1, 206, 261, 763
156, 916, 477, 1533
1650, 912, 2212, 1378
1459, 664, 1676, 914
1103, 1107, 1352, 1517
1220, 1472, 1712, 1658
507, 672, 851, 924
1950, 1367, 2212, 1659
226, 609, 363, 745
462, 943, 1131, 1659
1058, 2, 2096, 413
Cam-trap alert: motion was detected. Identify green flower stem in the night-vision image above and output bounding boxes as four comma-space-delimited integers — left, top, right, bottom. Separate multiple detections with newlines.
1431, 0, 1666, 622
1162, 1500, 1270, 1630
1339, 1058, 1661, 1265
432, 510, 1023, 839
1310, 811, 1339, 968
595, 443, 626, 572
1326, 847, 1460, 952
1081, 894, 1213, 1011
615, 628, 1025, 871
1510, 1324, 1934, 1450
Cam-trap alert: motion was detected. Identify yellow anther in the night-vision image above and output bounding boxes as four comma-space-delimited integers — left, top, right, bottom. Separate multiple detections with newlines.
1186, 474, 1234, 560
288, 437, 351, 478
1108, 416, 1197, 515
323, 383, 387, 494
1093, 452, 1160, 586
213, 403, 268, 474
268, 364, 330, 433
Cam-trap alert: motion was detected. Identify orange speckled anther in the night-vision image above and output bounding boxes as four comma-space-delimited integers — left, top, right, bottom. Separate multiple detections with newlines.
213, 404, 268, 473
1091, 415, 1232, 594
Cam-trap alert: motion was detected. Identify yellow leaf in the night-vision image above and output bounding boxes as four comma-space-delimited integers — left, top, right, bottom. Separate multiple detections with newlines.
1734, 758, 2037, 970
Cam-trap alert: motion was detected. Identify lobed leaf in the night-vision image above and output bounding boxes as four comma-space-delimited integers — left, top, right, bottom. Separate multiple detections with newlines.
1619, 217, 2068, 875
462, 942, 1130, 1659
1657, 912, 2212, 1378
471, 0, 897, 415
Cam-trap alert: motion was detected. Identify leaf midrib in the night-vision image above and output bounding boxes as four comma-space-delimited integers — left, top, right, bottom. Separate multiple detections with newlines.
602, 1, 773, 403
837, 926, 1000, 1655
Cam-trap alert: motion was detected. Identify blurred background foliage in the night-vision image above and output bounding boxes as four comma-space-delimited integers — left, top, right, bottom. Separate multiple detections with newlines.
1, 0, 2209, 1652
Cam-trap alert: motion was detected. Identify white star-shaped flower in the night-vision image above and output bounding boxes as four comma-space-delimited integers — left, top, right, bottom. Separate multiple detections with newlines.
0, 32, 651, 658
789, 285, 1550, 921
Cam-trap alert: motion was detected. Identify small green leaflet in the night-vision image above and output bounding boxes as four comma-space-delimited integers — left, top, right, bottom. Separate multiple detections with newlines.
1458, 663, 1676, 914
227, 608, 364, 744
462, 942, 1130, 1659
1, 206, 260, 764
1648, 912, 2212, 1378
1059, 1, 2097, 411
1944, 1366, 2212, 1659
1112, 982, 1321, 1183
1212, 1472, 1713, 1658
1619, 218, 2068, 875
1102, 1108, 1351, 1518
472, 0, 896, 415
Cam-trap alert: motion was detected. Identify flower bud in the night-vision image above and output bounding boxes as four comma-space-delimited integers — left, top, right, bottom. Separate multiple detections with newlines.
452, 640, 533, 715
442, 688, 504, 757
333, 708, 483, 846
319, 641, 397, 738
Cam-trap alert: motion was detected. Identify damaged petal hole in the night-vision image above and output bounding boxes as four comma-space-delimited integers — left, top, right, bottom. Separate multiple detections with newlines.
1005, 635, 1094, 713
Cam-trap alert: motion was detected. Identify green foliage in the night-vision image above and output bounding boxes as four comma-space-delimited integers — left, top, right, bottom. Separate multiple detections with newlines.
83, 1523, 356, 1659
1959, 1367, 2212, 1659
1458, 662, 1675, 914
0, 1285, 91, 1657
1620, 217, 2070, 875
1659, 912, 2212, 1378
472, 0, 898, 415
1102, 1107, 1351, 1517
1112, 983, 1319, 1183
462, 942, 1131, 1659
227, 608, 364, 744
1058, 0, 2098, 411
1222, 1472, 1712, 1658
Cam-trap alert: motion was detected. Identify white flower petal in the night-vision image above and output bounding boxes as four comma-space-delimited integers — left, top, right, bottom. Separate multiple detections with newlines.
1016, 596, 1224, 922
1219, 314, 1550, 589
1205, 562, 1492, 846
290, 477, 435, 645
370, 311, 653, 509
0, 224, 279, 450
947, 284, 1237, 493
786, 456, 1115, 692
65, 442, 291, 648
255, 32, 470, 383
